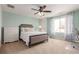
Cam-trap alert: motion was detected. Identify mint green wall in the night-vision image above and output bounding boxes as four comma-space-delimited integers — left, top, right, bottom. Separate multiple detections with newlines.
43, 19, 47, 31
39, 18, 47, 32
73, 10, 79, 31
2, 11, 39, 30
47, 17, 53, 37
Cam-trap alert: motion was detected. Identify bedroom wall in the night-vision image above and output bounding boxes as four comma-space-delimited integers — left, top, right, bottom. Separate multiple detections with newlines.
73, 10, 79, 32
0, 5, 2, 47
47, 17, 53, 37
2, 11, 39, 30
39, 18, 47, 32
2, 11, 40, 42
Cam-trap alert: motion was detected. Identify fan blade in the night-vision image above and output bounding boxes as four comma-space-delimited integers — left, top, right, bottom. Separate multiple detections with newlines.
34, 12, 39, 15
31, 8, 39, 11
7, 4, 15, 8
43, 10, 51, 12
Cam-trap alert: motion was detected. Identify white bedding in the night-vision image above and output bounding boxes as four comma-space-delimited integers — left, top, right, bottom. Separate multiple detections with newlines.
20, 32, 47, 46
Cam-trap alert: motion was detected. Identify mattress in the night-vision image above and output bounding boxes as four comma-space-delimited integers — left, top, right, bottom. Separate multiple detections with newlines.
20, 32, 47, 46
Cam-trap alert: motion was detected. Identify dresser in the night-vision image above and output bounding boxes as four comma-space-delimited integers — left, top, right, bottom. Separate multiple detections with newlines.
4, 27, 19, 43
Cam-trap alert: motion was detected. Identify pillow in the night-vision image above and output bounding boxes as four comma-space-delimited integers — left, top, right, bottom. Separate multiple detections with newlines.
21, 28, 33, 32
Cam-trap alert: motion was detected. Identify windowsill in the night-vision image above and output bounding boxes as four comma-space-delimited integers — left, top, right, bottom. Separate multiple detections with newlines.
55, 32, 65, 34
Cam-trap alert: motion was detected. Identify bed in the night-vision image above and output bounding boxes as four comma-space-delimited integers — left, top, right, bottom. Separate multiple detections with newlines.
19, 24, 48, 47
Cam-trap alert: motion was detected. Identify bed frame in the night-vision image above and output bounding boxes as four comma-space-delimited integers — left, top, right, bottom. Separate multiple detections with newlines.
19, 24, 48, 47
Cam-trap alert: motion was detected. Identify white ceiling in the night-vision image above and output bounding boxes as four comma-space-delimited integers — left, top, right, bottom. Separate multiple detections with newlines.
1, 4, 79, 18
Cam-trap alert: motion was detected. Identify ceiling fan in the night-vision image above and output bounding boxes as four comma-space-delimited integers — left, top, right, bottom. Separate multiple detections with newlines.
31, 5, 52, 16
7, 4, 15, 8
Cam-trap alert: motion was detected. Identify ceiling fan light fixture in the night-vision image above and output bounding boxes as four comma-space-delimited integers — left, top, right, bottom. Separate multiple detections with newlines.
32, 5, 51, 16
38, 12, 44, 16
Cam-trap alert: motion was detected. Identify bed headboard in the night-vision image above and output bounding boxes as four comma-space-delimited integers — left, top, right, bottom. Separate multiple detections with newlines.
19, 24, 33, 28
19, 24, 33, 40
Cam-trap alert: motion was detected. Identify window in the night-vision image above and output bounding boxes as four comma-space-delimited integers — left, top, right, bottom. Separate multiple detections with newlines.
54, 17, 66, 33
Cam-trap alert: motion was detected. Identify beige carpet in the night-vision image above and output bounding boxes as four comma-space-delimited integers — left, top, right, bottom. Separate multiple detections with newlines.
0, 38, 79, 54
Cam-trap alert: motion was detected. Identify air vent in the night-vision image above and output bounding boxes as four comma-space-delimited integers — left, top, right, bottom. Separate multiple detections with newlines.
7, 4, 15, 8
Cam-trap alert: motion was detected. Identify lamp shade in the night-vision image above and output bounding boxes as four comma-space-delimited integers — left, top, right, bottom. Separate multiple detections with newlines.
38, 25, 42, 28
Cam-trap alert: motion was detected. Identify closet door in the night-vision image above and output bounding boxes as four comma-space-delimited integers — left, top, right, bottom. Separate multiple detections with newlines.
4, 27, 19, 43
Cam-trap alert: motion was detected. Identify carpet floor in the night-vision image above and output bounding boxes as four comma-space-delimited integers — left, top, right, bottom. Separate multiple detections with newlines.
0, 38, 79, 54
